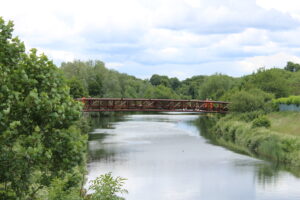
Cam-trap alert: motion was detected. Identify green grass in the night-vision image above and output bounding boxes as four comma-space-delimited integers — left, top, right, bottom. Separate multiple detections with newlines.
268, 112, 300, 136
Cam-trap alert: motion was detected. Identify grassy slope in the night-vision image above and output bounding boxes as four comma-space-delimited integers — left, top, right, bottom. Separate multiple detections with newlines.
268, 112, 300, 136
208, 112, 300, 169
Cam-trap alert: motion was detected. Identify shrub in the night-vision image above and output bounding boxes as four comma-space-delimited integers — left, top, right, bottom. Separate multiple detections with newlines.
87, 172, 128, 200
228, 89, 274, 113
237, 111, 264, 122
252, 116, 271, 128
273, 96, 300, 106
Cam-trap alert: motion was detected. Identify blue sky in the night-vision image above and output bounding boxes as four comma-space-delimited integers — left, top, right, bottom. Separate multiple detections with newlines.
2, 0, 300, 79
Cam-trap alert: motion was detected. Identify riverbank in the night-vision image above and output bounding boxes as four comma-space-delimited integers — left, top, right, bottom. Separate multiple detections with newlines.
197, 112, 300, 172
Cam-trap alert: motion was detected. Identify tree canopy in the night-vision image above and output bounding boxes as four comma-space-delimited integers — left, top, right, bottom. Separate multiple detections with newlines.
284, 61, 300, 72
0, 17, 87, 199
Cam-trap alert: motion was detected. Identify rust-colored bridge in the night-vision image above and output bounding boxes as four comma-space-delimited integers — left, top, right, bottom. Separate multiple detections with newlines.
77, 98, 229, 113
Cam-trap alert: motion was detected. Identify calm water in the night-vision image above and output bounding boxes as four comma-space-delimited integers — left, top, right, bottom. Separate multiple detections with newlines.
86, 114, 300, 200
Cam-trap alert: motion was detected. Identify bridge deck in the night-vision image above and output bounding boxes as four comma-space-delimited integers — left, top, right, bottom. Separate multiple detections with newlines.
77, 98, 229, 113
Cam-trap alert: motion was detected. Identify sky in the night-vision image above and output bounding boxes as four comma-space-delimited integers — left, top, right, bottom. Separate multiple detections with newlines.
2, 0, 300, 79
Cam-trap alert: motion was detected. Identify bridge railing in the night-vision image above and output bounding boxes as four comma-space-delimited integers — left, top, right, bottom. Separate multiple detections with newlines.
76, 98, 229, 113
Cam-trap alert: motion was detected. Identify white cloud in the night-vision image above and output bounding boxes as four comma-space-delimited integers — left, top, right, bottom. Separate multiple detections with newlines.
256, 0, 300, 20
256, 0, 300, 13
1, 0, 300, 79
237, 52, 300, 74
106, 62, 125, 70
37, 49, 76, 63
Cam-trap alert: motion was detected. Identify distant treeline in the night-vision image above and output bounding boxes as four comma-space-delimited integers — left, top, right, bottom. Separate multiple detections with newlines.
61, 60, 300, 111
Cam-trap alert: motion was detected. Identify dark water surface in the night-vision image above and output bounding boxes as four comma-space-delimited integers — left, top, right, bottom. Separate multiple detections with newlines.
86, 114, 300, 200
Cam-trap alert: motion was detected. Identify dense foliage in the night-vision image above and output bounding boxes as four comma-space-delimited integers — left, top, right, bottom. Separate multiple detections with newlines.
87, 172, 128, 200
61, 60, 300, 113
228, 89, 274, 113
252, 116, 271, 128
0, 18, 87, 199
284, 61, 300, 72
274, 95, 300, 106
60, 60, 152, 98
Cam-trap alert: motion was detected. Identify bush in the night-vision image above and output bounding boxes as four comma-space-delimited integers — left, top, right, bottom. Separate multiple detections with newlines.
249, 68, 290, 98
237, 111, 264, 122
87, 172, 128, 200
252, 116, 271, 128
228, 89, 274, 113
273, 96, 300, 106
199, 74, 236, 100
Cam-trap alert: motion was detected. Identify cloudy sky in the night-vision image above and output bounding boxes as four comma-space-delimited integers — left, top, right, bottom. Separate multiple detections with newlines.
2, 0, 300, 79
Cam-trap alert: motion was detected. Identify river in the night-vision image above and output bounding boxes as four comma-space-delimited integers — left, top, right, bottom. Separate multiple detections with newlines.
86, 113, 300, 200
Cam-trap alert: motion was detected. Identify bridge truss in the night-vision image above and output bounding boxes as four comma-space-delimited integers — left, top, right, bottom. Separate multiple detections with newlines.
77, 98, 229, 113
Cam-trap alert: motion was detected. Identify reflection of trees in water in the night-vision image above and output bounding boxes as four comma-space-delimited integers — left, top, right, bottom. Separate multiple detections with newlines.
193, 115, 219, 142
255, 163, 300, 186
88, 133, 109, 141
88, 133, 117, 162
87, 113, 127, 129
88, 148, 116, 162
255, 164, 280, 186
87, 113, 128, 162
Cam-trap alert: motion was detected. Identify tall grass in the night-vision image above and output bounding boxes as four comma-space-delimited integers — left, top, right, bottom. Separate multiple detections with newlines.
205, 116, 300, 167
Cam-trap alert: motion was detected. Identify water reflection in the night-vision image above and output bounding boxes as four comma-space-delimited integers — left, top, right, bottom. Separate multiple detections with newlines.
87, 113, 300, 200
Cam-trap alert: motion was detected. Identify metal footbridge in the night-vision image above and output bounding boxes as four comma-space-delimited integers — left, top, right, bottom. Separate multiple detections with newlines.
77, 98, 229, 113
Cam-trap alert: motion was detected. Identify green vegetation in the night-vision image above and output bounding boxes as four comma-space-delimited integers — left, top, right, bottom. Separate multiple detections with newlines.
252, 116, 271, 128
60, 60, 300, 105
87, 172, 128, 200
245, 68, 290, 98
0, 17, 87, 199
227, 89, 274, 113
212, 116, 300, 167
189, 64, 300, 168
60, 61, 242, 100
60, 60, 152, 98
274, 95, 300, 106
268, 112, 300, 136
284, 61, 300, 72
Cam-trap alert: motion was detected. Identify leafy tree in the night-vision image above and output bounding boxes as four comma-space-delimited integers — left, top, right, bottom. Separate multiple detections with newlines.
149, 74, 170, 87
144, 85, 179, 99
284, 61, 300, 72
178, 75, 206, 99
67, 78, 89, 98
88, 76, 103, 97
188, 82, 200, 99
199, 74, 236, 100
287, 71, 300, 95
149, 74, 161, 86
169, 77, 181, 90
88, 172, 128, 200
0, 17, 87, 199
228, 89, 274, 113
61, 60, 153, 98
246, 68, 290, 98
